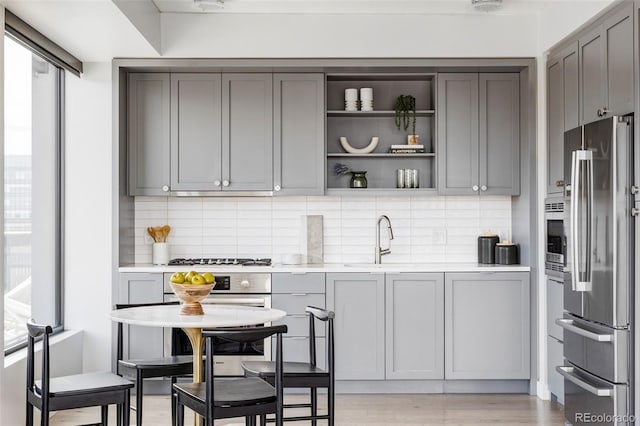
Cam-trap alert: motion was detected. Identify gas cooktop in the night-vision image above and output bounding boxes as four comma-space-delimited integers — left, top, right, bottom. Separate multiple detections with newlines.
168, 258, 272, 266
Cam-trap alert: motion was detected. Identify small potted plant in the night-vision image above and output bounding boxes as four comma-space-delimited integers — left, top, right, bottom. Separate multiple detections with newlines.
394, 95, 418, 144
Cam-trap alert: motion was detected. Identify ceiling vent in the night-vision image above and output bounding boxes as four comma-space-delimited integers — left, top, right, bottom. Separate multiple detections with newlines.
194, 0, 225, 10
471, 0, 503, 12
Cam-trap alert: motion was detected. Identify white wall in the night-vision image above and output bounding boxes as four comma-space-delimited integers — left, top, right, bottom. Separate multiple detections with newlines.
64, 62, 113, 372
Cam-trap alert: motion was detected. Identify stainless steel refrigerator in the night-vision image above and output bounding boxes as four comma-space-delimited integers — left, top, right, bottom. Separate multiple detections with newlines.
557, 116, 634, 425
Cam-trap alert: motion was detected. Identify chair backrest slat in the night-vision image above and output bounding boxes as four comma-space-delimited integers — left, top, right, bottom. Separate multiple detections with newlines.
202, 325, 287, 343
305, 306, 335, 373
26, 319, 53, 399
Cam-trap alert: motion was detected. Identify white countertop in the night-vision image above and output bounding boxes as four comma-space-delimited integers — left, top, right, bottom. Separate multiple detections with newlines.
119, 263, 530, 274
110, 304, 286, 328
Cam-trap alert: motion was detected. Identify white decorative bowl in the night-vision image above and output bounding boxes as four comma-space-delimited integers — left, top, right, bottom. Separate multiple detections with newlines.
339, 137, 379, 154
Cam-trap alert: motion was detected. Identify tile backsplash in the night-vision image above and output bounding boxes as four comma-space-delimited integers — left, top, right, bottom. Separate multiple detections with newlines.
134, 196, 512, 264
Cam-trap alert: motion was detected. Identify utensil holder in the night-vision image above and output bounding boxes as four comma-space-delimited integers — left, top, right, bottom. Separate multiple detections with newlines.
153, 242, 170, 265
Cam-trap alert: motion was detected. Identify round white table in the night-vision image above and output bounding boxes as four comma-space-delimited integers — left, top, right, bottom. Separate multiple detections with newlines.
110, 304, 286, 425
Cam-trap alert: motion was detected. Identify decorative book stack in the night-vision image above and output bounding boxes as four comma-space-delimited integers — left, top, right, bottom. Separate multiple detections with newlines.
389, 144, 425, 154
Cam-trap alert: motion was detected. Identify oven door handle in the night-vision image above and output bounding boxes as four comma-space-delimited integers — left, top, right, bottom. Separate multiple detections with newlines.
200, 298, 267, 305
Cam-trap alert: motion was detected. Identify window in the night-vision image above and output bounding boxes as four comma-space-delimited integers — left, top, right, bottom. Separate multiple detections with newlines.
4, 35, 63, 352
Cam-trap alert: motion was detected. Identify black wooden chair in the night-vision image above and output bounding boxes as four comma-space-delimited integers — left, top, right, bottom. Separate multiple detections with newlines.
174, 325, 287, 426
26, 320, 133, 426
241, 306, 335, 425
115, 302, 194, 426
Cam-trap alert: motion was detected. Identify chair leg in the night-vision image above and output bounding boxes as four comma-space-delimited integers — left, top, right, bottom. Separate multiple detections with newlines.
259, 414, 266, 426
26, 401, 34, 426
328, 385, 335, 426
40, 407, 49, 426
123, 389, 131, 426
117, 404, 122, 426
170, 377, 177, 426
176, 397, 184, 426
101, 405, 108, 425
136, 371, 144, 426
310, 388, 318, 426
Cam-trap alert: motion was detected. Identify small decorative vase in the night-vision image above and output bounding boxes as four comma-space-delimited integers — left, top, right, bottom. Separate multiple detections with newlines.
350, 171, 368, 188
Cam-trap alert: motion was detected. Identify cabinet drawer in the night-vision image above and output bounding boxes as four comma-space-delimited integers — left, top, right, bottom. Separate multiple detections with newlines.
272, 293, 325, 315
273, 314, 326, 337
272, 273, 325, 294
273, 336, 326, 370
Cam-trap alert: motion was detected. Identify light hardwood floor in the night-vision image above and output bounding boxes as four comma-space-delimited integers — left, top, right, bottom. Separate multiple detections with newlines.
50, 393, 565, 425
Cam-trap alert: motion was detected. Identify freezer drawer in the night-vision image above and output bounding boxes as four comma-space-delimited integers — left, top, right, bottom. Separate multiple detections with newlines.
558, 364, 629, 426
548, 336, 564, 404
558, 314, 628, 384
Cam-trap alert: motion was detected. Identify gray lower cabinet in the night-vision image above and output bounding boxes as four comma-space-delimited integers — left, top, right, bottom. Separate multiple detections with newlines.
444, 272, 530, 380
165, 73, 273, 193
579, 2, 633, 124
117, 273, 164, 360
385, 273, 444, 380
128, 73, 170, 196
271, 273, 326, 369
437, 73, 520, 196
273, 74, 325, 195
327, 273, 385, 380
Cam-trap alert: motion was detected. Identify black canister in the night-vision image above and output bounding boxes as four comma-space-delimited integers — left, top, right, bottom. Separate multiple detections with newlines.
495, 242, 519, 265
478, 234, 499, 264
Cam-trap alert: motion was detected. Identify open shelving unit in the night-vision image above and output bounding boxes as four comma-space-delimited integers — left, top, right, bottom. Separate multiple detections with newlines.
325, 73, 437, 194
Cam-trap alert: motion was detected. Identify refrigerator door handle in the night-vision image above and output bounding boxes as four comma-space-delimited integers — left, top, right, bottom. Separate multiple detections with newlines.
570, 149, 593, 292
555, 318, 613, 342
556, 366, 612, 397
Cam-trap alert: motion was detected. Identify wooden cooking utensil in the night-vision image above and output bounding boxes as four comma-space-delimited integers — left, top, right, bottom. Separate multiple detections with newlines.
162, 225, 171, 242
147, 227, 156, 242
153, 227, 163, 243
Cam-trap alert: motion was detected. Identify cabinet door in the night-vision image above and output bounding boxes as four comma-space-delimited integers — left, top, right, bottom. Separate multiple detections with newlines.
437, 73, 479, 195
444, 272, 530, 380
273, 74, 325, 195
118, 273, 164, 360
128, 73, 170, 196
547, 56, 565, 195
327, 273, 385, 380
479, 73, 520, 195
385, 273, 444, 380
170, 74, 223, 192
222, 73, 273, 191
604, 3, 633, 116
579, 26, 606, 124
563, 43, 580, 131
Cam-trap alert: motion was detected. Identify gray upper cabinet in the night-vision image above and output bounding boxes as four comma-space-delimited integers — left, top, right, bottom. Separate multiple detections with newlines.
327, 273, 385, 380
222, 74, 273, 191
547, 42, 579, 196
437, 73, 479, 195
169, 73, 273, 193
273, 74, 325, 195
479, 73, 520, 195
128, 73, 170, 196
579, 2, 633, 124
170, 74, 223, 191
444, 272, 530, 380
385, 273, 444, 380
437, 73, 520, 196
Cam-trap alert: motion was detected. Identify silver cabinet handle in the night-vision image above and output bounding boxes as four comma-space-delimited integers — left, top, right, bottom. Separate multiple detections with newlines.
274, 185, 281, 191
631, 185, 640, 195
597, 107, 610, 117
214, 180, 221, 187
632, 208, 640, 217
222, 180, 230, 187
556, 180, 565, 187
290, 293, 308, 296
162, 185, 169, 192
556, 366, 612, 396
288, 314, 308, 318
481, 185, 487, 191
472, 185, 479, 192
290, 337, 308, 341
555, 318, 612, 342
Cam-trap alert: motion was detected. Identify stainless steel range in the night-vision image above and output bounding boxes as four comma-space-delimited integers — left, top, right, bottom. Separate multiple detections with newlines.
168, 257, 272, 266
163, 267, 272, 376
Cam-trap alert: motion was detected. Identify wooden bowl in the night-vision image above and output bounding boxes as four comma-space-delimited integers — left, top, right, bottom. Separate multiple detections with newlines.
170, 282, 215, 315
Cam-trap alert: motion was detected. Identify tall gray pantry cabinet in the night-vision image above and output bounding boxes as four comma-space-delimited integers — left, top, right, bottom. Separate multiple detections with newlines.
437, 73, 520, 196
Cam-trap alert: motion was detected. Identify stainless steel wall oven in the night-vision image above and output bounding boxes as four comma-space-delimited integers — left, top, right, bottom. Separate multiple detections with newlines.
163, 272, 271, 376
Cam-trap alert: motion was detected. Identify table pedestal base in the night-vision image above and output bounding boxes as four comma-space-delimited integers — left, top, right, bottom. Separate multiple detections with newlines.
182, 327, 205, 426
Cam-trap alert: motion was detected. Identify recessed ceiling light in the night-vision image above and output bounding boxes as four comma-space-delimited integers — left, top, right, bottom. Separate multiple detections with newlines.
194, 0, 224, 10
471, 0, 503, 12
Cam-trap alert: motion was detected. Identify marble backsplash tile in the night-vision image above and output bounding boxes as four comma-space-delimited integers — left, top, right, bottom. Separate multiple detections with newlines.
134, 195, 512, 264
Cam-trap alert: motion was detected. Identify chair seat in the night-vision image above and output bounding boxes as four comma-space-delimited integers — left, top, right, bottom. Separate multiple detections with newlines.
242, 361, 328, 378
35, 372, 133, 398
174, 377, 276, 407
118, 355, 193, 370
